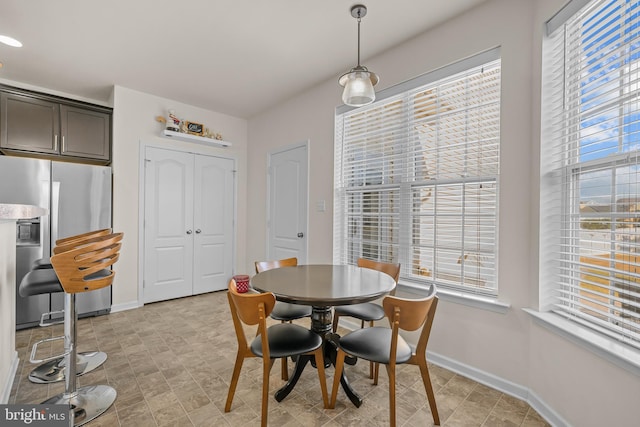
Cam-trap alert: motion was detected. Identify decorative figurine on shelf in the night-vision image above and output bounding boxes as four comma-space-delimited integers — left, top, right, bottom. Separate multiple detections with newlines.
166, 110, 181, 132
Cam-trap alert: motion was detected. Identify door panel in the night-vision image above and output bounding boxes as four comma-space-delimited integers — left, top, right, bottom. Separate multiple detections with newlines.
193, 155, 234, 294
268, 144, 308, 262
144, 147, 194, 303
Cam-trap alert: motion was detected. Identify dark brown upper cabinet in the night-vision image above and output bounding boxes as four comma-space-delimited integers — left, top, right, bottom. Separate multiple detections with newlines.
0, 87, 111, 164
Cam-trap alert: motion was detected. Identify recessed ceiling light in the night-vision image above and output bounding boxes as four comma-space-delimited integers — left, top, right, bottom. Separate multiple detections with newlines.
0, 35, 23, 48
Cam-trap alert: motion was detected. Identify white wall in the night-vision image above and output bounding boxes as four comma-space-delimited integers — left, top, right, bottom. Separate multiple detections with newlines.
111, 86, 248, 309
0, 220, 18, 403
247, 0, 638, 425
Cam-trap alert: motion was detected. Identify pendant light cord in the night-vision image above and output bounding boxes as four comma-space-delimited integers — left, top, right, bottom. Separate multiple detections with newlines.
356, 16, 361, 67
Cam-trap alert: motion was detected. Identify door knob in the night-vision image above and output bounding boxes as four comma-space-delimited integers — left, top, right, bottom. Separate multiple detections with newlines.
186, 230, 192, 235
195, 229, 202, 234
297, 232, 304, 238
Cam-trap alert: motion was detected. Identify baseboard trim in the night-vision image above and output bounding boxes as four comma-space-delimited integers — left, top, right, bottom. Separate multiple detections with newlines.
426, 351, 528, 400
110, 300, 139, 313
427, 351, 569, 427
526, 389, 570, 427
1, 351, 19, 404
336, 318, 569, 427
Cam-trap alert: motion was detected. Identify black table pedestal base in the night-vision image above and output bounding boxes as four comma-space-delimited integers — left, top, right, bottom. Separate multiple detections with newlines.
273, 306, 363, 408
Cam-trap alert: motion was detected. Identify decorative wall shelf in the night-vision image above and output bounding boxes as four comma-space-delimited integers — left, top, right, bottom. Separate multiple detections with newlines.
161, 129, 231, 148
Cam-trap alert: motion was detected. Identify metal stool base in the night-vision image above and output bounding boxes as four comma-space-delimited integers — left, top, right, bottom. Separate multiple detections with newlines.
42, 384, 117, 426
29, 351, 107, 384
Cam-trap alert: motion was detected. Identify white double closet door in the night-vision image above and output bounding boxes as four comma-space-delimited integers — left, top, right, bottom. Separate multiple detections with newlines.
143, 146, 234, 304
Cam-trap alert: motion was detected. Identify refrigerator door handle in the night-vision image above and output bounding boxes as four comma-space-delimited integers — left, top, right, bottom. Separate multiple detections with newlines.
51, 181, 60, 245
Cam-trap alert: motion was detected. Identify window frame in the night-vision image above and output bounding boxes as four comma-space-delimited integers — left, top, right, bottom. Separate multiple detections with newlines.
541, 0, 640, 351
334, 48, 502, 298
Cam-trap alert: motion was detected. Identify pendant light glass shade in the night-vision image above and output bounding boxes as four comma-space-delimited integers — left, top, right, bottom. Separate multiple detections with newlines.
339, 4, 378, 107
340, 67, 377, 106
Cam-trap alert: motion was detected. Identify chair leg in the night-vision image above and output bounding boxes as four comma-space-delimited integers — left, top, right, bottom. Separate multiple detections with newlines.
261, 359, 275, 427
329, 350, 346, 408
367, 320, 375, 381
331, 312, 340, 333
373, 362, 380, 385
417, 358, 440, 425
281, 320, 289, 381
313, 348, 329, 408
281, 358, 289, 381
225, 352, 245, 412
385, 364, 397, 427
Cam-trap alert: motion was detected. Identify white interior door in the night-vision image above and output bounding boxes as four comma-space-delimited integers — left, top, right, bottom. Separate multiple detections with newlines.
267, 143, 308, 262
144, 147, 194, 303
193, 155, 234, 293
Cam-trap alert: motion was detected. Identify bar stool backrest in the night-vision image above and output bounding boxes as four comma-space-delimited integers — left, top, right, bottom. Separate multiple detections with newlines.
50, 232, 123, 294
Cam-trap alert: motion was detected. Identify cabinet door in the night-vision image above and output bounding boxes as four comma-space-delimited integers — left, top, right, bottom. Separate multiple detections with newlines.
192, 155, 235, 294
0, 92, 59, 154
60, 105, 110, 160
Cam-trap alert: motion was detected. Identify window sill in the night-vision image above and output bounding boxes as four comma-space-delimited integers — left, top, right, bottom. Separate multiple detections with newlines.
398, 282, 510, 314
523, 309, 640, 375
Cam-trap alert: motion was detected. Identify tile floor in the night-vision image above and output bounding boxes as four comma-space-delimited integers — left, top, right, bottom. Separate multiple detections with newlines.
10, 291, 550, 426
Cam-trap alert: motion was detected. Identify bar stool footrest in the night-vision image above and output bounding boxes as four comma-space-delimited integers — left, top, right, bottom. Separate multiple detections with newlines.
29, 351, 108, 384
29, 335, 70, 364
42, 384, 117, 427
39, 310, 65, 327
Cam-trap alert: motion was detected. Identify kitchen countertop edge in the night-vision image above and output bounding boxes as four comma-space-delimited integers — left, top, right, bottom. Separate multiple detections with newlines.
0, 204, 48, 220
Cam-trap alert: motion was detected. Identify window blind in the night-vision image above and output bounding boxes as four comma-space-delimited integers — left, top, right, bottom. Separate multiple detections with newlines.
543, 0, 640, 348
334, 54, 501, 296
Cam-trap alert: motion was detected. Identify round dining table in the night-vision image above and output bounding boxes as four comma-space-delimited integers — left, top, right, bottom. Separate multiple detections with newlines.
251, 264, 396, 407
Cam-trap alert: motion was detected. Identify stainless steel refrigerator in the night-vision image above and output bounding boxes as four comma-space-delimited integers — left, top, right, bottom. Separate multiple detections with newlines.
0, 156, 112, 329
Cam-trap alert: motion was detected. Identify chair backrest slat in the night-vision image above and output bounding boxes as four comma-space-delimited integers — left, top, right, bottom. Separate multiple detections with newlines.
357, 258, 400, 295
382, 284, 437, 340
255, 257, 297, 273
53, 228, 112, 254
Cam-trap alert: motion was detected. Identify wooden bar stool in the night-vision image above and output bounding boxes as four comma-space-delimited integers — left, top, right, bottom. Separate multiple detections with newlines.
19, 229, 112, 384
39, 232, 123, 426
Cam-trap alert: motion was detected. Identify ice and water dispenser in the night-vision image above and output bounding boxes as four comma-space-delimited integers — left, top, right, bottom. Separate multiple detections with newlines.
16, 218, 40, 246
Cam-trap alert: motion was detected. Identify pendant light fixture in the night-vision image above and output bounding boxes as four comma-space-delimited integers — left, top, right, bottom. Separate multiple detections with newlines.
339, 4, 379, 107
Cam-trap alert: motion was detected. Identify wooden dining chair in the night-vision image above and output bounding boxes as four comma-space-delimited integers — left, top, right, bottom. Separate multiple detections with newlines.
225, 279, 328, 427
255, 257, 312, 380
329, 285, 440, 426
332, 258, 400, 380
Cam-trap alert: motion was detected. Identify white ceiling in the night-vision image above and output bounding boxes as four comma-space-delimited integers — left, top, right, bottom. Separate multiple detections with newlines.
0, 0, 486, 119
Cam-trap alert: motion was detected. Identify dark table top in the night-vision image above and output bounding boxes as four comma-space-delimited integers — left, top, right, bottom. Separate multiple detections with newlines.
250, 264, 396, 307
